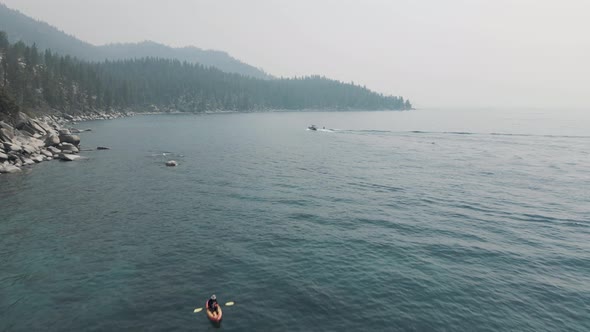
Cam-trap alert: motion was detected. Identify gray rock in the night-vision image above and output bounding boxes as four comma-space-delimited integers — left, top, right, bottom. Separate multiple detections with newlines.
47, 146, 61, 154
32, 155, 45, 163
45, 135, 60, 146
59, 153, 80, 161
59, 143, 79, 153
36, 120, 55, 134
166, 160, 178, 167
12, 114, 46, 137
21, 145, 36, 155
0, 152, 7, 161
58, 129, 71, 135
28, 138, 45, 150
41, 150, 53, 157
26, 120, 47, 136
0, 164, 21, 174
13, 112, 31, 130
0, 121, 14, 131
22, 158, 35, 166
59, 134, 81, 146
4, 142, 22, 152
7, 152, 19, 161
0, 128, 14, 142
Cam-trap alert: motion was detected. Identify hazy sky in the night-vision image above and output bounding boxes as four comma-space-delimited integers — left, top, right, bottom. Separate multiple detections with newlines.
3, 0, 589, 109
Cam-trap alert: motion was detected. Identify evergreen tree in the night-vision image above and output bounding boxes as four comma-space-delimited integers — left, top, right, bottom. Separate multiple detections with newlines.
0, 31, 8, 87
0, 32, 412, 115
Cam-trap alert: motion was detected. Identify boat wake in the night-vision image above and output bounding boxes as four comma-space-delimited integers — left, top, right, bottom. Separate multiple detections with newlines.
332, 129, 590, 139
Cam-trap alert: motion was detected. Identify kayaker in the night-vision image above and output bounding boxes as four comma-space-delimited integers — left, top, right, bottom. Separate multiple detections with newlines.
207, 295, 219, 314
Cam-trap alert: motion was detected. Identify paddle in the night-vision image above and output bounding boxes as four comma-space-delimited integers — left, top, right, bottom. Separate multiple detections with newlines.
193, 301, 235, 313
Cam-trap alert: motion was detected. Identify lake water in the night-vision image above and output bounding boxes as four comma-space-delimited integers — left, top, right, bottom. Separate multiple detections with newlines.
1, 109, 589, 331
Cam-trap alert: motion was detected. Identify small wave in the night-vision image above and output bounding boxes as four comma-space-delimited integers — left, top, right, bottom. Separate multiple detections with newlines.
348, 181, 405, 194
354, 129, 394, 134
148, 151, 183, 158
289, 212, 318, 221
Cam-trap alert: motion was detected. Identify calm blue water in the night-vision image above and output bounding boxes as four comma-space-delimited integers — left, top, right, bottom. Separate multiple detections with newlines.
1, 109, 589, 331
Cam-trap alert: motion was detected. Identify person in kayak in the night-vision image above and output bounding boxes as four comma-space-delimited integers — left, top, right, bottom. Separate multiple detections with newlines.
207, 295, 219, 314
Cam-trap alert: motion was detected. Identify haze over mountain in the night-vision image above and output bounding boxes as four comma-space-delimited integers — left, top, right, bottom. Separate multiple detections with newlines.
0, 3, 271, 79
3, 0, 589, 109
0, 32, 410, 121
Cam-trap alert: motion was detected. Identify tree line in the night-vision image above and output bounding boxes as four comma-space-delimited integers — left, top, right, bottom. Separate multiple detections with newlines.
0, 31, 412, 117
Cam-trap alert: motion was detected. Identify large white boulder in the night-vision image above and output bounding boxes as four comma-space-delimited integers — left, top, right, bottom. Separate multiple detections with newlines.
32, 155, 45, 163
59, 134, 81, 146
0, 164, 21, 173
45, 135, 60, 146
22, 158, 35, 165
4, 142, 22, 152
59, 153, 80, 161
0, 128, 14, 142
41, 150, 53, 157
59, 143, 79, 153
21, 144, 37, 155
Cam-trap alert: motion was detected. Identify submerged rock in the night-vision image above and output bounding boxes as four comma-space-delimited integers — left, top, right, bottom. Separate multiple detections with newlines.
165, 160, 177, 167
97, 146, 110, 150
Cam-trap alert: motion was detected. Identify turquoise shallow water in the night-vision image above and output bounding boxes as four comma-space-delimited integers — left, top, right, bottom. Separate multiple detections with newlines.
1, 109, 589, 331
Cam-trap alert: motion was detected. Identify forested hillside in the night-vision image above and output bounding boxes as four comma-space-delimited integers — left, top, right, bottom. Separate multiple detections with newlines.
0, 32, 412, 117
0, 3, 271, 79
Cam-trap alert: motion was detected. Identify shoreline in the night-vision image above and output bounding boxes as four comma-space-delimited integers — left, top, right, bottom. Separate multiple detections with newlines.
0, 110, 130, 174
1, 107, 412, 174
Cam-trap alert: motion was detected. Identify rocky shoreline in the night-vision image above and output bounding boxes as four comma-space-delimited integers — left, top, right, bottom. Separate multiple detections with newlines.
0, 111, 129, 174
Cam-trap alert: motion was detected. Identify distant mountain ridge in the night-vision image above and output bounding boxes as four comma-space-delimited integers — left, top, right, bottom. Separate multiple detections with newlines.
0, 3, 272, 79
